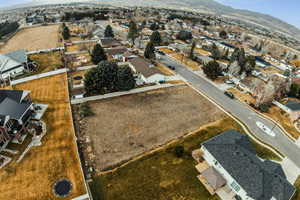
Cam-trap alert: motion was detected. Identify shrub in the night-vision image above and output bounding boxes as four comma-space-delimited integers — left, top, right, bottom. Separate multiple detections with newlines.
174, 145, 184, 158
79, 103, 94, 117
259, 104, 270, 113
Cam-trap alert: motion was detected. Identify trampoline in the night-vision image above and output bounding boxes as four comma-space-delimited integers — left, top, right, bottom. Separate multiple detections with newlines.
53, 179, 72, 198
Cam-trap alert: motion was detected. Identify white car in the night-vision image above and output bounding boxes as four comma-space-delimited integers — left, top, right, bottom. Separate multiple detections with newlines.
256, 121, 276, 137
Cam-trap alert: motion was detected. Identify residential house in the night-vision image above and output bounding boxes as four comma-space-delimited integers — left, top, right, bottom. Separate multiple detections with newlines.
195, 130, 295, 200
70, 74, 86, 99
274, 100, 300, 121
99, 38, 122, 48
255, 56, 271, 68
91, 26, 105, 40
128, 57, 165, 85
105, 47, 137, 62
0, 50, 31, 80
195, 55, 213, 65
0, 90, 35, 150
217, 42, 236, 53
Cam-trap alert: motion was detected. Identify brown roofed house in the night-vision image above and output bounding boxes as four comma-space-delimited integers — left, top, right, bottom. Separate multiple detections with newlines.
128, 57, 165, 85
99, 38, 122, 48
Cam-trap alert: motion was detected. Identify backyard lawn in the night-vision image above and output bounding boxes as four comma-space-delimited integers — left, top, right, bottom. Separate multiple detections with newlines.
0, 73, 87, 200
29, 51, 63, 74
89, 117, 282, 200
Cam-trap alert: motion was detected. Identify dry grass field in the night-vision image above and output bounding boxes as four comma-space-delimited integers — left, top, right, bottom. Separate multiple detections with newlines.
29, 51, 63, 74
78, 86, 226, 171
0, 73, 86, 200
266, 106, 300, 139
90, 115, 281, 200
0, 25, 60, 53
156, 63, 175, 76
171, 53, 200, 71
196, 48, 211, 56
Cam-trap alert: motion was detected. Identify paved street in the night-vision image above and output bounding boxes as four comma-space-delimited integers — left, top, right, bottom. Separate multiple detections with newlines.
160, 55, 300, 168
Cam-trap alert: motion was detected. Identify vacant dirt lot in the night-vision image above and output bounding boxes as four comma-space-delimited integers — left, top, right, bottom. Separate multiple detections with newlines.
0, 73, 86, 200
0, 25, 60, 53
78, 86, 225, 171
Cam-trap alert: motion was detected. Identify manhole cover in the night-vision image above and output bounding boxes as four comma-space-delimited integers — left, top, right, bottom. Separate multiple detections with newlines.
53, 179, 72, 198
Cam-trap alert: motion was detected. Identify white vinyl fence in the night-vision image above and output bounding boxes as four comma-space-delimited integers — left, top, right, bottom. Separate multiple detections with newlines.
11, 68, 68, 85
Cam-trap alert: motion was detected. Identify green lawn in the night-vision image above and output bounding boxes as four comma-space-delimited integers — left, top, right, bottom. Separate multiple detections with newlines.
89, 117, 282, 200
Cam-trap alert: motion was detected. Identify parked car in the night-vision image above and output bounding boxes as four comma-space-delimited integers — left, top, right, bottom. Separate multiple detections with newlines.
225, 80, 234, 85
157, 51, 166, 55
168, 65, 176, 70
224, 91, 235, 99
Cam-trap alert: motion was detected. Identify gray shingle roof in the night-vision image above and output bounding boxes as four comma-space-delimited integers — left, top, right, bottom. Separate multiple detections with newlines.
100, 38, 121, 47
0, 90, 31, 120
285, 100, 300, 111
0, 98, 31, 120
202, 130, 295, 200
106, 47, 127, 56
0, 90, 24, 103
5, 50, 27, 63
129, 57, 163, 78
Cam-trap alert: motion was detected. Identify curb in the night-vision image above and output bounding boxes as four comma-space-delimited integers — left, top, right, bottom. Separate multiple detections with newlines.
233, 93, 297, 142
186, 82, 284, 159
164, 56, 285, 159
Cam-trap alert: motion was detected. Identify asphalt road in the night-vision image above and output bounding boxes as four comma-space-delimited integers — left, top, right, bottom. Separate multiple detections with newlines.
160, 55, 300, 168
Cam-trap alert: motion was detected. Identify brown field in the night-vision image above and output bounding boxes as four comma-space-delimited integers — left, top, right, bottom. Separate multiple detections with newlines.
156, 63, 175, 76
76, 86, 226, 172
266, 106, 300, 139
0, 25, 60, 53
172, 53, 200, 71
196, 48, 211, 56
160, 48, 174, 54
0, 73, 87, 200
29, 51, 63, 74
291, 60, 300, 67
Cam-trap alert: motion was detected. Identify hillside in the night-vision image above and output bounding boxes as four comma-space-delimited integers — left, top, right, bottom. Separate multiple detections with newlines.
3, 0, 300, 40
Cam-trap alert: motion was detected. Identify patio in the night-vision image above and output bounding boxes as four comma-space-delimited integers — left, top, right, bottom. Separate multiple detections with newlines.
197, 174, 216, 195
195, 161, 210, 173
216, 185, 236, 200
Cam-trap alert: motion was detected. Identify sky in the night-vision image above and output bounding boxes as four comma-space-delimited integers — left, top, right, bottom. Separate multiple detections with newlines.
0, 0, 299, 29
216, 0, 300, 29
0, 0, 30, 7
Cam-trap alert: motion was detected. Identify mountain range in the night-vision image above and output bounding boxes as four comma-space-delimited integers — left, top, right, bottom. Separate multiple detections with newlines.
3, 0, 300, 40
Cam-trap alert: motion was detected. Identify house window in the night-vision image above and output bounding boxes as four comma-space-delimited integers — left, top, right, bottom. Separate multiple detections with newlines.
230, 181, 240, 192
214, 160, 218, 166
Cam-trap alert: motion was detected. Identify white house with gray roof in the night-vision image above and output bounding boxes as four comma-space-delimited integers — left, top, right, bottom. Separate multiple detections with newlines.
198, 130, 295, 200
0, 50, 28, 80
127, 57, 165, 85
